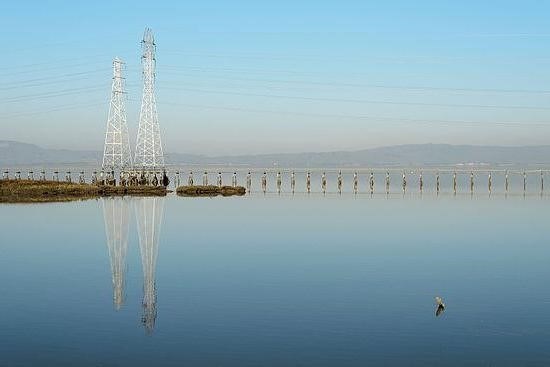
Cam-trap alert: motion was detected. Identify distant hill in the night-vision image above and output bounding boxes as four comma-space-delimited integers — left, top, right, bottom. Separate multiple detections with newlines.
2, 140, 550, 168
0, 141, 100, 166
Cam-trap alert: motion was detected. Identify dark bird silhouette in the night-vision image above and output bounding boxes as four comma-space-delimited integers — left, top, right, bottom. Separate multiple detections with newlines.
435, 296, 445, 317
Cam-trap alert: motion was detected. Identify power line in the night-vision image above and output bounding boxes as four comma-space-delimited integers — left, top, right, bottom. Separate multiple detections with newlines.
153, 71, 550, 95
3, 101, 107, 118
3, 85, 107, 103
0, 68, 109, 90
157, 86, 550, 111
0, 73, 112, 91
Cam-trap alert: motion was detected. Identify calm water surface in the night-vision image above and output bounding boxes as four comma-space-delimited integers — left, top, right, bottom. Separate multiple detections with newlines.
1, 193, 549, 366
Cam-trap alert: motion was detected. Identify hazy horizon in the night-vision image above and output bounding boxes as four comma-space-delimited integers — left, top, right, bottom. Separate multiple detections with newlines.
5, 139, 550, 157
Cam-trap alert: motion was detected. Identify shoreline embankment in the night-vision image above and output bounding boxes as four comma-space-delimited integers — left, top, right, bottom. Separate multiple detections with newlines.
0, 180, 168, 203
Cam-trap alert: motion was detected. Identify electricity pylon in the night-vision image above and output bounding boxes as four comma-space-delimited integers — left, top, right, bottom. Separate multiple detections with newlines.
102, 197, 131, 310
135, 196, 165, 334
102, 57, 132, 170
134, 27, 165, 170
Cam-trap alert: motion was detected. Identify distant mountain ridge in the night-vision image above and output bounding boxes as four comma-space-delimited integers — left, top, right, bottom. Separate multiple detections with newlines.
2, 140, 550, 167
0, 141, 100, 166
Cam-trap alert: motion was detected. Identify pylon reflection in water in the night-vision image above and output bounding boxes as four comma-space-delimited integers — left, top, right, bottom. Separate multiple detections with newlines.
102, 197, 131, 310
135, 197, 165, 334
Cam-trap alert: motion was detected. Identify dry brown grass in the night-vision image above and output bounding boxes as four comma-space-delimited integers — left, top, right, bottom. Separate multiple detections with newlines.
176, 185, 246, 197
0, 179, 167, 203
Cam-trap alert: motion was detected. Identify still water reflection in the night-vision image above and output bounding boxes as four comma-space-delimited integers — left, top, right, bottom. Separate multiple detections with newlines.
102, 197, 164, 333
1, 194, 550, 366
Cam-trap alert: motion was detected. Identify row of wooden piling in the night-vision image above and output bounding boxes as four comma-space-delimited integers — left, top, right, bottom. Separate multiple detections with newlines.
1, 170, 168, 187
3, 169, 548, 194
171, 169, 547, 194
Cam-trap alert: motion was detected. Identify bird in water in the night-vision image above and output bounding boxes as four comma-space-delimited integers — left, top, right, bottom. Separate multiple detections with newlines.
435, 296, 445, 317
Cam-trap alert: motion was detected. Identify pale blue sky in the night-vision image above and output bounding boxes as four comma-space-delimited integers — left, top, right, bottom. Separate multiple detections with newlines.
1, 0, 550, 154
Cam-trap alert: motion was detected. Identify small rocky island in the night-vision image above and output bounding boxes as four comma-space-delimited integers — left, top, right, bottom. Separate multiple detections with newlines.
176, 185, 246, 197
0, 179, 168, 203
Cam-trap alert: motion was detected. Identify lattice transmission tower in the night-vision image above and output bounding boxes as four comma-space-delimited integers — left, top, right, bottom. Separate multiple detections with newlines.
102, 57, 132, 170
134, 27, 165, 170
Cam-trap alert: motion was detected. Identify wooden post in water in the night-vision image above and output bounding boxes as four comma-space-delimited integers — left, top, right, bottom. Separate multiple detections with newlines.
419, 171, 423, 193
505, 170, 509, 193
306, 171, 311, 193
337, 171, 343, 194
353, 172, 358, 194
453, 172, 457, 194
369, 172, 374, 194
246, 172, 252, 192
470, 171, 474, 194
402, 171, 407, 193
488, 172, 492, 194
541, 170, 544, 193
261, 172, 267, 193
523, 171, 527, 192
436, 171, 440, 194
217, 172, 223, 188
385, 171, 390, 194
321, 172, 327, 194
290, 171, 295, 193
276, 172, 281, 193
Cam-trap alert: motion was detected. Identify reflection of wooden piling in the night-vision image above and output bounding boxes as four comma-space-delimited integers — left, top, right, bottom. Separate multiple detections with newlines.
488, 172, 492, 193
290, 172, 295, 193
337, 171, 343, 194
523, 172, 527, 192
541, 170, 544, 193
436, 172, 440, 194
402, 172, 406, 193
470, 172, 474, 193
246, 172, 252, 192
505, 171, 509, 192
306, 172, 311, 193
385, 172, 390, 194
419, 172, 423, 192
